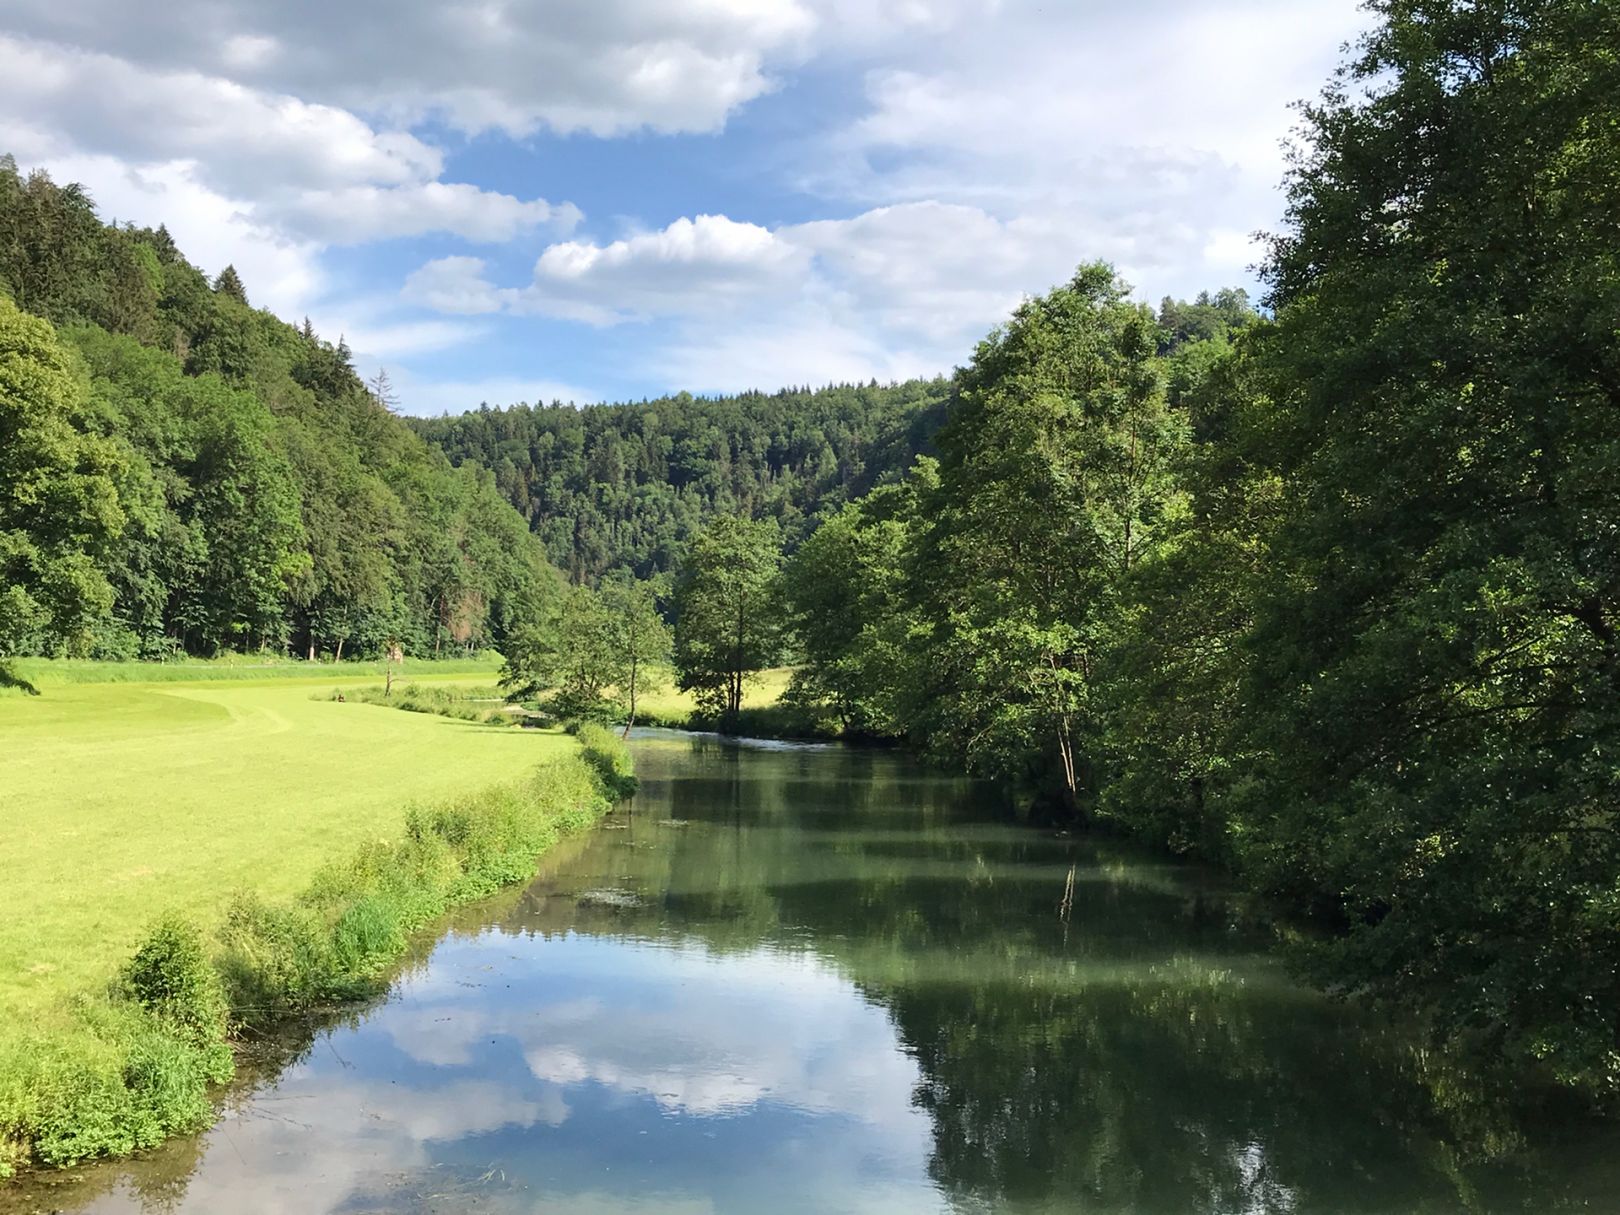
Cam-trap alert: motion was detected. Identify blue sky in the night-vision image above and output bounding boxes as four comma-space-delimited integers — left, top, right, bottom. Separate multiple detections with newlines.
0, 0, 1371, 413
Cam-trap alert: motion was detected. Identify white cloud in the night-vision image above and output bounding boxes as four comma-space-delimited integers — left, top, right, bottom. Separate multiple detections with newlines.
531, 215, 808, 320
268, 183, 582, 245
391, 938, 930, 1126
402, 257, 509, 317
654, 312, 946, 396
0, 34, 577, 248
0, 35, 440, 194
401, 202, 1092, 391
3, 0, 828, 138
0, 141, 325, 318
166, 1076, 552, 1215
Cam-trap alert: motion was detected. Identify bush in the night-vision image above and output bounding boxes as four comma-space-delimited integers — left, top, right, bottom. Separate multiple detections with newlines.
688, 702, 842, 742
0, 990, 232, 1171
121, 917, 229, 1047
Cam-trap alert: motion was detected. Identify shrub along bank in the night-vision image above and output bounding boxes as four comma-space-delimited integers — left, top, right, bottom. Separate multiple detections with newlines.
0, 733, 632, 1176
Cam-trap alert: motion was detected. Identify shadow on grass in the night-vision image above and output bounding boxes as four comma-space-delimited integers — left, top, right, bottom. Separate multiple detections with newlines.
0, 660, 40, 696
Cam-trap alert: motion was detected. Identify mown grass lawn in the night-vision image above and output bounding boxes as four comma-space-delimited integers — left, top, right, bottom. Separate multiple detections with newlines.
0, 667, 571, 1031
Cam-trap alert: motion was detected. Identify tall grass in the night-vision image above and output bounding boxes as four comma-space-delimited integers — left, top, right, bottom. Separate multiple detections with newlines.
575, 721, 640, 798
0, 733, 633, 1177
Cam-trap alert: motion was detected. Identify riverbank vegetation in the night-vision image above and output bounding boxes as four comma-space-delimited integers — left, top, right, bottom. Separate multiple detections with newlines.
0, 732, 628, 1174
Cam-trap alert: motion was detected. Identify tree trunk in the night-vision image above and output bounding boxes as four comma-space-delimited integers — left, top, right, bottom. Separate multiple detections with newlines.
622, 658, 637, 740
335, 637, 344, 662
1056, 723, 1086, 827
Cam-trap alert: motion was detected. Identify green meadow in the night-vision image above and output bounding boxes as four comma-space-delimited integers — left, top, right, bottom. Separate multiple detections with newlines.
631, 665, 794, 725
0, 665, 571, 1033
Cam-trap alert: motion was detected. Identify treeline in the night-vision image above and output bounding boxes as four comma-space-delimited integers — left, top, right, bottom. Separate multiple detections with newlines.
0, 157, 559, 663
409, 379, 949, 583
700, 1, 1620, 1098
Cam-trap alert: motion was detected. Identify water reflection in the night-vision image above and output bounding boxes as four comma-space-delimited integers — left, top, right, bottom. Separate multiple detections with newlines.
11, 732, 1620, 1214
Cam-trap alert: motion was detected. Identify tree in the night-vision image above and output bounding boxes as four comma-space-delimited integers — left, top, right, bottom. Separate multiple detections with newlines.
1099, 342, 1275, 855
1224, 0, 1620, 1089
602, 577, 671, 737
908, 264, 1185, 820
0, 297, 124, 659
672, 516, 783, 724
406, 379, 949, 584
781, 467, 930, 736
367, 367, 399, 412
499, 584, 622, 721
0, 156, 561, 664
212, 264, 246, 305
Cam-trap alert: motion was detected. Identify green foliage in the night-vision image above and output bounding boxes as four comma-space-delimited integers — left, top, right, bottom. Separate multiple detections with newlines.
574, 721, 639, 798
0, 157, 562, 663
781, 467, 931, 737
0, 1007, 226, 1171
499, 583, 624, 721
411, 381, 949, 584
672, 516, 785, 725
0, 297, 123, 658
778, 0, 1620, 1099
908, 264, 1187, 818
1213, 0, 1620, 1092
217, 752, 616, 1026
0, 916, 238, 1172
601, 577, 671, 732
120, 917, 229, 1049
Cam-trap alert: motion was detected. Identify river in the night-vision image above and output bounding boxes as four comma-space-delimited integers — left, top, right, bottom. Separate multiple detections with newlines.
10, 731, 1620, 1214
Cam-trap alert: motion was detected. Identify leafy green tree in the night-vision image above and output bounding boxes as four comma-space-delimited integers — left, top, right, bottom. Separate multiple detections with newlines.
1223, 0, 1620, 1089
781, 466, 931, 735
673, 516, 784, 724
0, 157, 565, 664
602, 577, 672, 736
410, 379, 949, 583
0, 297, 123, 659
1098, 343, 1275, 854
908, 264, 1186, 819
499, 584, 623, 721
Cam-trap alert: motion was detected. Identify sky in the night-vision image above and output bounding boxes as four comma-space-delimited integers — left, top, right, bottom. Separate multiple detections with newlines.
0, 0, 1372, 414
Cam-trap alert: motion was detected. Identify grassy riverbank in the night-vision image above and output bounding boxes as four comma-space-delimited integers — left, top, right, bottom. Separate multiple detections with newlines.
0, 666, 631, 1176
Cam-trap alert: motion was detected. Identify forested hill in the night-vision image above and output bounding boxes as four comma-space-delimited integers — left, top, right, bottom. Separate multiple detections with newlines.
408, 379, 950, 583
0, 155, 559, 662
408, 288, 1254, 584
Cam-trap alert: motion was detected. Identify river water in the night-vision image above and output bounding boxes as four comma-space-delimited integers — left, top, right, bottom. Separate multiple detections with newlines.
11, 731, 1620, 1214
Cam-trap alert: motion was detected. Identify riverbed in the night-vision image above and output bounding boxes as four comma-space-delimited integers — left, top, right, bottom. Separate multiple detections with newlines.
10, 730, 1619, 1213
